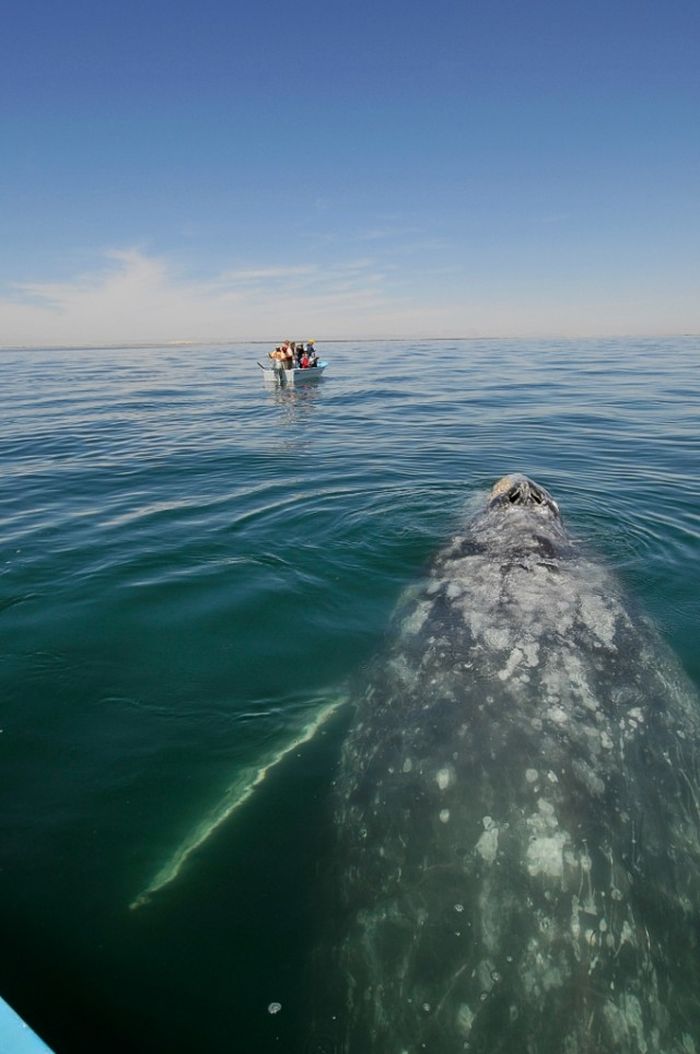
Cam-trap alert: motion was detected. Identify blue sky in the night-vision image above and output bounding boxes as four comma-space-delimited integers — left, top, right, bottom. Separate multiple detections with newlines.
2, 0, 698, 344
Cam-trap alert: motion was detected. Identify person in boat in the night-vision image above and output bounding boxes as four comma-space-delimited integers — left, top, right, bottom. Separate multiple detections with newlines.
300, 349, 310, 368
268, 345, 285, 369
284, 342, 295, 370
270, 341, 291, 368
307, 342, 318, 367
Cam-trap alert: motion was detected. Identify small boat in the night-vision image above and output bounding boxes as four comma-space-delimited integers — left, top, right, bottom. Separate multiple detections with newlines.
258, 361, 328, 386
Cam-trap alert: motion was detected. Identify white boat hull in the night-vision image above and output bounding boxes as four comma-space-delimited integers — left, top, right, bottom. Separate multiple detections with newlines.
260, 361, 328, 385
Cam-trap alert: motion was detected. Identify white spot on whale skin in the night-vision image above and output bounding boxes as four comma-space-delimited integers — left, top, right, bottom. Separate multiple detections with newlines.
527, 834, 567, 879
601, 994, 648, 1053
402, 600, 432, 636
525, 769, 539, 784
571, 894, 582, 942
402, 757, 413, 773
572, 758, 606, 797
522, 640, 540, 667
476, 824, 499, 864
579, 592, 618, 648
520, 942, 565, 996
497, 647, 523, 680
475, 815, 499, 863
615, 920, 636, 961
436, 766, 454, 791
484, 626, 510, 651
456, 1003, 474, 1037
526, 800, 568, 879
439, 809, 450, 823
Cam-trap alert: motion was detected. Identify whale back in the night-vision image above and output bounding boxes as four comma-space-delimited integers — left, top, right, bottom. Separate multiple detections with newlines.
324, 484, 700, 1054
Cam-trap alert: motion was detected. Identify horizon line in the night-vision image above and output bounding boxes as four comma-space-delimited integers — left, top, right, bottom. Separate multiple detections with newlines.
1, 331, 699, 353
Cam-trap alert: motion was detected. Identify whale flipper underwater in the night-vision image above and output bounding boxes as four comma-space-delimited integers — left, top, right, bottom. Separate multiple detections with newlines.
322, 475, 700, 1054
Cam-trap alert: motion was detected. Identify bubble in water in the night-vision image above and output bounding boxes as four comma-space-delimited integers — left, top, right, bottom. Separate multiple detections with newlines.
268, 1002, 282, 1015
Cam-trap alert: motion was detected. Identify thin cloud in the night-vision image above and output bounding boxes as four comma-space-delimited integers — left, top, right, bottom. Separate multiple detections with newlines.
217, 265, 317, 283
352, 223, 425, 242
0, 248, 446, 345
1, 247, 697, 345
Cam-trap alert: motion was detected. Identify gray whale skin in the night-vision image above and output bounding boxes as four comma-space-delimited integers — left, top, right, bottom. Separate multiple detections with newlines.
327, 475, 700, 1054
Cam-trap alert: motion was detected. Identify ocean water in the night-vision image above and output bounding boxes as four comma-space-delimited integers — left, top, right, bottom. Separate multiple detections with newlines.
0, 337, 698, 1053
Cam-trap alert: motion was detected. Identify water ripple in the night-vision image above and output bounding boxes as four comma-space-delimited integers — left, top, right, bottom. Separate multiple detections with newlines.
0, 337, 699, 1053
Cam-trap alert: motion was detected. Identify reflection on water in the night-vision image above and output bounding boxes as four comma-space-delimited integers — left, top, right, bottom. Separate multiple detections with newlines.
267, 376, 328, 422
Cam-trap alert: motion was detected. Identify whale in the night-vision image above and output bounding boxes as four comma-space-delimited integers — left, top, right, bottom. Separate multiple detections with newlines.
319, 475, 700, 1054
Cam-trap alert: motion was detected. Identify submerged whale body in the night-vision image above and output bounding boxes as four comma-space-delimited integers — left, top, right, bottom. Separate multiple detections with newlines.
326, 475, 700, 1054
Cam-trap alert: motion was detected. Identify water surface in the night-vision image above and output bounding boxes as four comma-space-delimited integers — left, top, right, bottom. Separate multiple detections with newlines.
0, 338, 698, 1051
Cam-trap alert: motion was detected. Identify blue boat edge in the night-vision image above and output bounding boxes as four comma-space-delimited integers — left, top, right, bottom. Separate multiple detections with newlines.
0, 995, 55, 1053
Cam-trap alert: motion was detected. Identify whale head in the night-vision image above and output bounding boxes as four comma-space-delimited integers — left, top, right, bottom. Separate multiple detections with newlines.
477, 474, 567, 556
488, 474, 560, 518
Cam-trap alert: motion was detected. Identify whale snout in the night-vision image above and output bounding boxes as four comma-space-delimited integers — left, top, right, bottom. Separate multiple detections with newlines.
489, 474, 559, 515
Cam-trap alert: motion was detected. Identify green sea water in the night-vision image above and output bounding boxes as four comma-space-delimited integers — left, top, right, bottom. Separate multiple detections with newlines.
1, 338, 698, 1052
